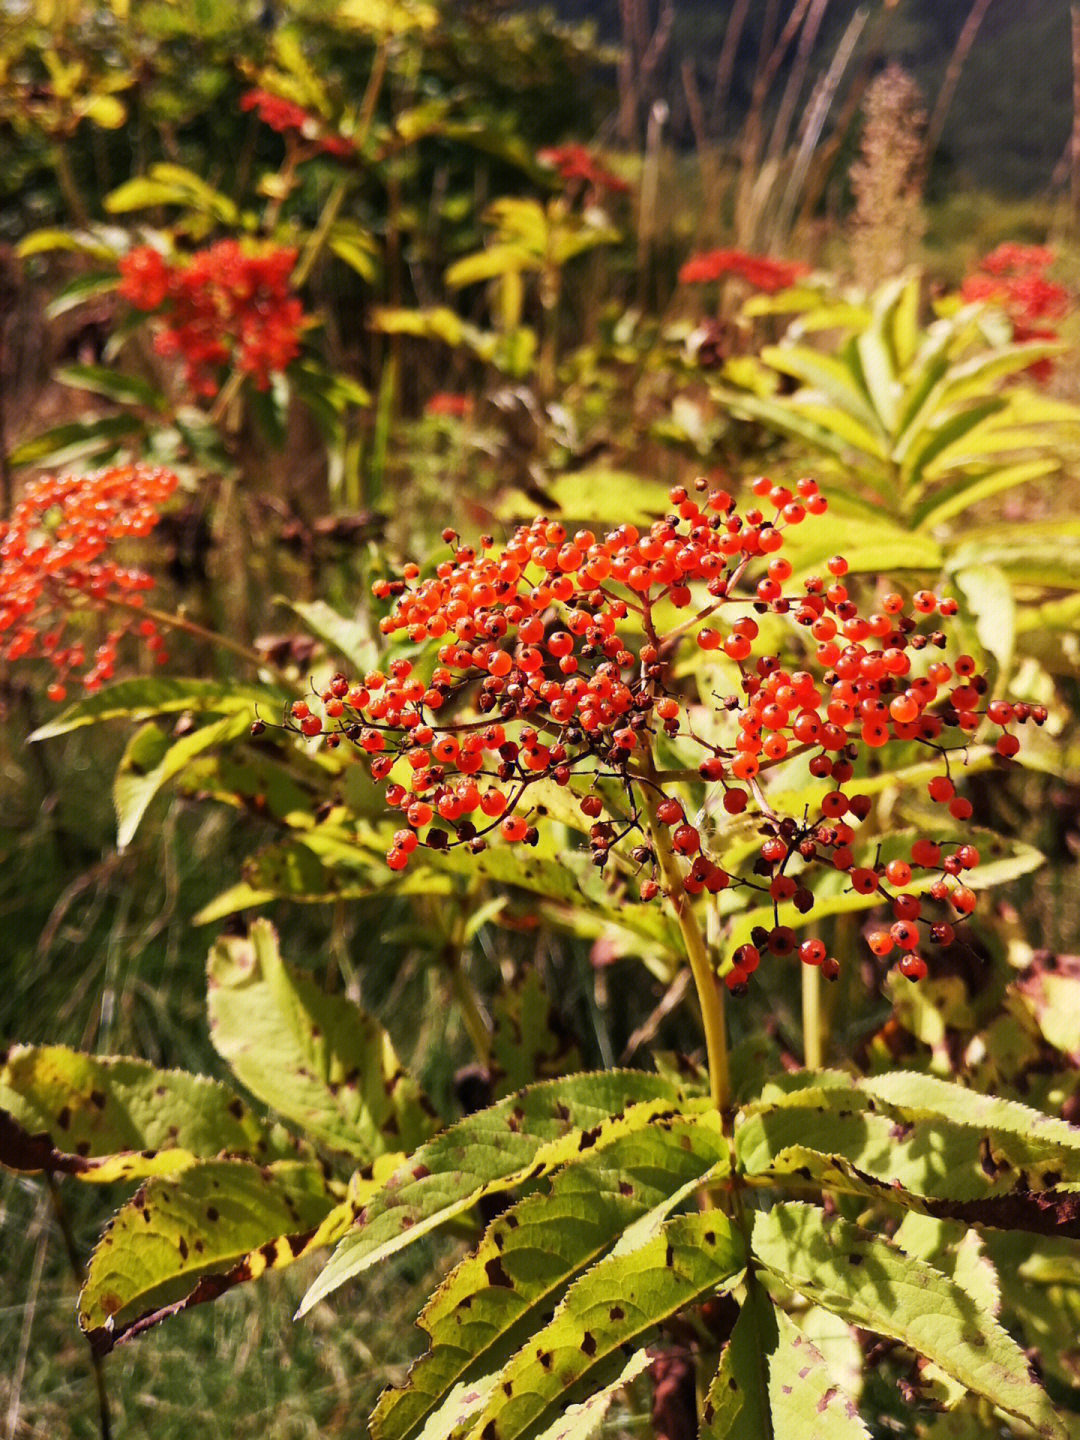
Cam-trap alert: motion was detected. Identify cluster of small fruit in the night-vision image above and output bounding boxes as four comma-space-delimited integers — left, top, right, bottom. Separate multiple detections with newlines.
275, 478, 1038, 983
0, 465, 178, 698
119, 241, 306, 397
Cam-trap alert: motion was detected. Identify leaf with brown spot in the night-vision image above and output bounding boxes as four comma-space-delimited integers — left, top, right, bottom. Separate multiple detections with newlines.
79, 1158, 346, 1349
300, 1070, 698, 1320
752, 1203, 1072, 1439
361, 1122, 726, 1440
0, 1046, 278, 1183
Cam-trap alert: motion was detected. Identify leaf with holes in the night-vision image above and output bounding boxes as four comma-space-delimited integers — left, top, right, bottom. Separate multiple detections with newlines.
207, 920, 438, 1160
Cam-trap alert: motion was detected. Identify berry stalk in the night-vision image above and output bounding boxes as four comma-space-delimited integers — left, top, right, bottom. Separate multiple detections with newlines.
638, 747, 731, 1114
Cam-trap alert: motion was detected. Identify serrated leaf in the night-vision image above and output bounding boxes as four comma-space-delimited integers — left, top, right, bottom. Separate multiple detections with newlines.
79, 1158, 337, 1344
298, 1071, 699, 1316
531, 1350, 653, 1440
701, 1284, 775, 1440
0, 1046, 275, 1182
373, 1116, 728, 1440
740, 1073, 1080, 1201
752, 1203, 1071, 1438
859, 1072, 1080, 1150
461, 1210, 743, 1440
30, 677, 283, 741
115, 712, 254, 849
768, 1307, 871, 1438
207, 920, 437, 1160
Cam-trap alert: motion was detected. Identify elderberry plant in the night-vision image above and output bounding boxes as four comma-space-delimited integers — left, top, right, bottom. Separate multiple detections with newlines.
4, 469, 1078, 1440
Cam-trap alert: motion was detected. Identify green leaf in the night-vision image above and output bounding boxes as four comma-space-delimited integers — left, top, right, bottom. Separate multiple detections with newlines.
79, 1158, 337, 1344
446, 243, 539, 288
45, 271, 123, 319
900, 399, 1006, 494
738, 1095, 1050, 1205
855, 324, 901, 434
530, 1351, 653, 1440
327, 220, 379, 281
768, 1307, 871, 1438
756, 344, 880, 430
952, 564, 1015, 676
0, 1046, 275, 1183
81, 93, 127, 128
911, 458, 1059, 532
501, 470, 670, 527
280, 599, 375, 673
114, 712, 255, 850
17, 229, 120, 261
192, 837, 453, 922
372, 1116, 728, 1440
753, 1204, 1072, 1438
859, 1071, 1080, 1151
298, 1071, 699, 1316
106, 163, 239, 224
461, 1210, 744, 1440
701, 1284, 775, 1440
207, 920, 438, 1160
56, 362, 168, 411
488, 970, 582, 1099
7, 414, 145, 468
30, 677, 281, 741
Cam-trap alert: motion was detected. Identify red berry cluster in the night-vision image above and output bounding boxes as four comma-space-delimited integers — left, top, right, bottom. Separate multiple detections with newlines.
679, 249, 811, 293
118, 241, 306, 397
0, 465, 178, 698
277, 477, 1037, 987
240, 89, 353, 158
959, 243, 1069, 383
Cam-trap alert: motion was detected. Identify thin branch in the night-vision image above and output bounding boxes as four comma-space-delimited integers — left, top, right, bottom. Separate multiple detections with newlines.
925, 0, 995, 163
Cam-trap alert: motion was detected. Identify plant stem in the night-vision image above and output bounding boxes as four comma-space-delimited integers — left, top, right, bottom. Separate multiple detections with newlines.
638, 749, 731, 1113
442, 893, 491, 1070
802, 957, 823, 1070
108, 597, 299, 692
46, 1174, 111, 1440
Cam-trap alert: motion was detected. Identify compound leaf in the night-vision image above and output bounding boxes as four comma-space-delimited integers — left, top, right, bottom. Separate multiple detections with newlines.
373, 1115, 728, 1440
298, 1071, 700, 1317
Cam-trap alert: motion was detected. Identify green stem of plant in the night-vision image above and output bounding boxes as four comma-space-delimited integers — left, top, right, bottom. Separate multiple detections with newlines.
443, 894, 491, 1071
46, 1174, 111, 1440
52, 139, 90, 227
639, 750, 731, 1113
802, 957, 823, 1070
